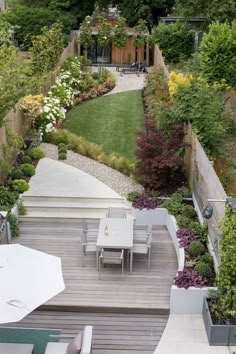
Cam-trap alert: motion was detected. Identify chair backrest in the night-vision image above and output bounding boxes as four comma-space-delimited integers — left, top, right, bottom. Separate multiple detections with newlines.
81, 229, 86, 244
134, 224, 149, 232
147, 226, 152, 246
81, 326, 93, 354
107, 207, 126, 218
82, 218, 88, 231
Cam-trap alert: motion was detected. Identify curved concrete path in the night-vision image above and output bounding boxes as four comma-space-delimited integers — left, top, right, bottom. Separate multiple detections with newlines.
92, 66, 145, 95
25, 157, 123, 199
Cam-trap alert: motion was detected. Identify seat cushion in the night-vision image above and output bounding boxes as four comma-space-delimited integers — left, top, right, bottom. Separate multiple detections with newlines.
67, 332, 82, 354
45, 342, 69, 354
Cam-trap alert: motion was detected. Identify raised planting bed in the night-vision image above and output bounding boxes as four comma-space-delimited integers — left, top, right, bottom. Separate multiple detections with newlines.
202, 297, 236, 345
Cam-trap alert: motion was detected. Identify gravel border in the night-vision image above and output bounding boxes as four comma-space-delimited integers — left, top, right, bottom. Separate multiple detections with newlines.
41, 143, 143, 197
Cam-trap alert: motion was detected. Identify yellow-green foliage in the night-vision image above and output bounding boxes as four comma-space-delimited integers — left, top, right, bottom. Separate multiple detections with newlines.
47, 129, 135, 176
168, 71, 193, 96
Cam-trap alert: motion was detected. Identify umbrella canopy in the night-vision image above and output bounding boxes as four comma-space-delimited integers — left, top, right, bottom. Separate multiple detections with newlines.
0, 244, 65, 324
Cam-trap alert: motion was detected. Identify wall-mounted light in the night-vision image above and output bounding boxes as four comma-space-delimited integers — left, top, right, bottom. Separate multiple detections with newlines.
202, 205, 213, 219
202, 197, 236, 220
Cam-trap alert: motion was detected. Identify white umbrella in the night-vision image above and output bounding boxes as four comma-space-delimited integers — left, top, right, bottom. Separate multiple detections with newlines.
0, 244, 65, 324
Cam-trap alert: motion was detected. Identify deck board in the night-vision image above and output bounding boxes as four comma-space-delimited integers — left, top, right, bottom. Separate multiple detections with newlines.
15, 221, 177, 312
5, 310, 168, 353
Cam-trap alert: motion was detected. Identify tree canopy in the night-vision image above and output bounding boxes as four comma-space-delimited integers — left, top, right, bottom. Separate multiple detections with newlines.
175, 0, 236, 22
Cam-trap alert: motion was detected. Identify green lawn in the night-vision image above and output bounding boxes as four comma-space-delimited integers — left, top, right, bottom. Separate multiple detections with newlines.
64, 90, 144, 159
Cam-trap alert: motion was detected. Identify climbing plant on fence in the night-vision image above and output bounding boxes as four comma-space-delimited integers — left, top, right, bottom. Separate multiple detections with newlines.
216, 205, 236, 317
30, 22, 65, 75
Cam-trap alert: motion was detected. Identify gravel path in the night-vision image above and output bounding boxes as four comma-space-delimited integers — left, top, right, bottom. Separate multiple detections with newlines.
41, 143, 143, 197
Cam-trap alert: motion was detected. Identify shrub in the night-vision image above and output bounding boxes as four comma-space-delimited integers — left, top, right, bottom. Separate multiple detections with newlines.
176, 215, 192, 228
199, 21, 236, 88
195, 262, 213, 280
58, 152, 67, 160
12, 179, 29, 193
18, 200, 27, 216
181, 204, 196, 219
161, 198, 183, 215
92, 72, 99, 80
20, 163, 35, 177
198, 253, 214, 266
176, 228, 196, 248
7, 214, 19, 238
29, 147, 45, 160
190, 222, 208, 243
189, 240, 206, 257
11, 168, 24, 180
0, 186, 18, 210
135, 116, 185, 192
58, 143, 66, 149
174, 268, 207, 289
132, 194, 159, 210
143, 68, 170, 124
58, 146, 67, 154
127, 191, 141, 202
151, 22, 195, 63
168, 79, 227, 156
21, 155, 33, 164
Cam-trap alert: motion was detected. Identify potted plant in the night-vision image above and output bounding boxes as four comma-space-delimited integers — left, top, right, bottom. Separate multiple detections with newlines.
202, 205, 236, 345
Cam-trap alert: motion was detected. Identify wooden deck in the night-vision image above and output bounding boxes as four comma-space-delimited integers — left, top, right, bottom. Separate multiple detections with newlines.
6, 219, 177, 352
7, 310, 168, 353
16, 220, 177, 312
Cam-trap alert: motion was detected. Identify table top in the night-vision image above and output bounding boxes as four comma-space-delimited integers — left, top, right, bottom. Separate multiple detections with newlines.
97, 218, 133, 249
0, 343, 34, 354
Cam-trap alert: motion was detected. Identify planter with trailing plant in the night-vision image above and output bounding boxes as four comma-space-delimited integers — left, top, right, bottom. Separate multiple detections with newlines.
202, 205, 236, 345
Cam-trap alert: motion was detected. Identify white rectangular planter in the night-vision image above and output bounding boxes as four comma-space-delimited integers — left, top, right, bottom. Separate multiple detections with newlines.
170, 285, 216, 314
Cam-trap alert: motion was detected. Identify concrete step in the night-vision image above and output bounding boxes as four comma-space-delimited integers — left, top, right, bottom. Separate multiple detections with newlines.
22, 195, 125, 205
24, 205, 131, 215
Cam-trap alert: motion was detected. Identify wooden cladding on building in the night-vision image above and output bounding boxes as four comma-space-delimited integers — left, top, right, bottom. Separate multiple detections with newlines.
111, 37, 145, 65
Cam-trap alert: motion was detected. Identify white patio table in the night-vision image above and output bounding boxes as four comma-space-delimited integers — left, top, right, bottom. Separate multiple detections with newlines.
97, 218, 134, 272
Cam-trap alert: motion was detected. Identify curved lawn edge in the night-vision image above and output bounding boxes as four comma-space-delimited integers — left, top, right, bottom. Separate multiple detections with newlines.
64, 90, 144, 159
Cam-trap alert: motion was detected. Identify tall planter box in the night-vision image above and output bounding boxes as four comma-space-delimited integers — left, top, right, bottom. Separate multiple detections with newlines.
202, 297, 236, 346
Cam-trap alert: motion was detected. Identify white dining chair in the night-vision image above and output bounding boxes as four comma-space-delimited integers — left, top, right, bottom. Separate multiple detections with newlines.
99, 249, 124, 279
106, 207, 126, 218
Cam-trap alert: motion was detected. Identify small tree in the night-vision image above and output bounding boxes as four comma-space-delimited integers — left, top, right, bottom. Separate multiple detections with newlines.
113, 17, 128, 66
199, 21, 236, 88
97, 17, 112, 66
79, 15, 93, 60
30, 22, 64, 75
133, 19, 148, 65
135, 116, 185, 192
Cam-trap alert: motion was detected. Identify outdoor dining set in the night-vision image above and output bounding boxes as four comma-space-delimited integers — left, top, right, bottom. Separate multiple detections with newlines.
81, 207, 152, 279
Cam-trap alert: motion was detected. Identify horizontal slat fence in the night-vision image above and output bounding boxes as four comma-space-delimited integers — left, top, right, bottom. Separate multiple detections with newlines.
184, 124, 226, 259
0, 37, 78, 182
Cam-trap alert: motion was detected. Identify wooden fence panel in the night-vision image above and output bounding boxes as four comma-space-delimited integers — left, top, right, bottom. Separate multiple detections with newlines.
184, 124, 227, 258
153, 45, 169, 78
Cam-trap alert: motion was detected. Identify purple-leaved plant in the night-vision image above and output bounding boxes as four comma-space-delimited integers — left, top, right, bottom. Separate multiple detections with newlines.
174, 268, 208, 289
176, 228, 196, 248
132, 195, 159, 210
